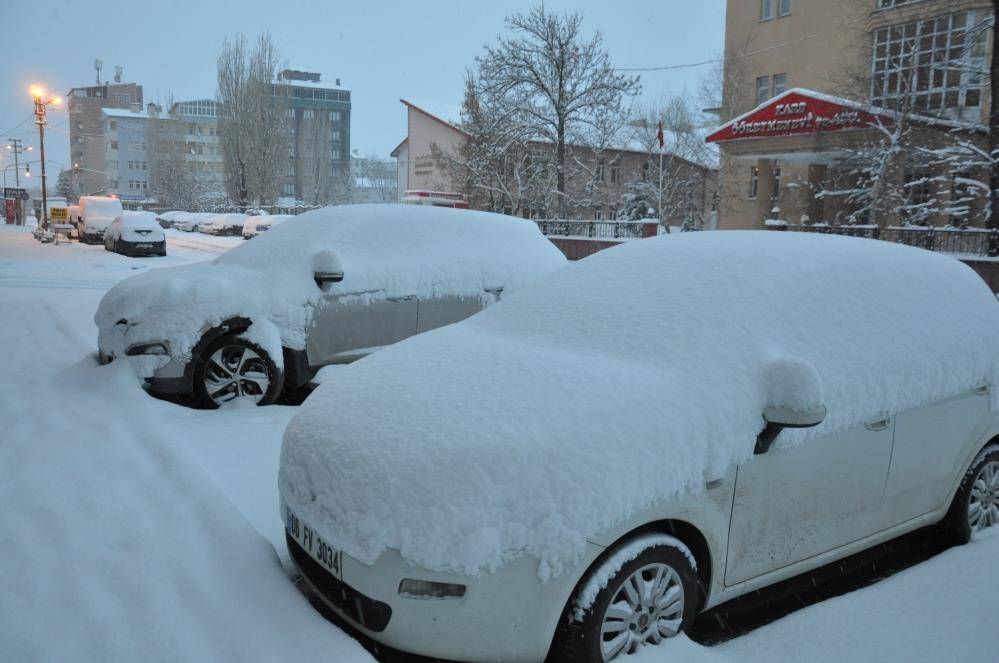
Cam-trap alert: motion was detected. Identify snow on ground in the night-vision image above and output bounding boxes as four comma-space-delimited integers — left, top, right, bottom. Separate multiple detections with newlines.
2, 223, 998, 662
637, 528, 999, 663
0, 226, 372, 662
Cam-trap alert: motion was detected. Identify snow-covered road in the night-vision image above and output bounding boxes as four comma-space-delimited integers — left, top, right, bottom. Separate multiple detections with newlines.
1, 223, 996, 662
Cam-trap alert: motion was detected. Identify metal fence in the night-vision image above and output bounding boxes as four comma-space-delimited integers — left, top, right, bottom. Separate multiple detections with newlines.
785, 224, 999, 258
534, 219, 650, 240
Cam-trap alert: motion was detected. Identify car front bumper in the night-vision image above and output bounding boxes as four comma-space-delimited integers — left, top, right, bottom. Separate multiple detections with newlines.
281, 497, 600, 662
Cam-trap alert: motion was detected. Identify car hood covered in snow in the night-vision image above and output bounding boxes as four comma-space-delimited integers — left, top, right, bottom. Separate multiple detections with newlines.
279, 231, 999, 579
95, 204, 566, 374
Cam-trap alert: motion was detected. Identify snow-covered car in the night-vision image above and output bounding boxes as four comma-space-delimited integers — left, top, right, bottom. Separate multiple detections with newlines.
96, 204, 566, 408
173, 212, 214, 232
77, 196, 124, 244
155, 210, 185, 229
278, 231, 999, 663
243, 214, 292, 239
206, 213, 249, 237
196, 216, 218, 234
103, 212, 166, 257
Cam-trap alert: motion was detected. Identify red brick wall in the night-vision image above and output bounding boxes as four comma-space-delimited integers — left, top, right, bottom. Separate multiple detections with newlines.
547, 237, 625, 261
962, 259, 999, 293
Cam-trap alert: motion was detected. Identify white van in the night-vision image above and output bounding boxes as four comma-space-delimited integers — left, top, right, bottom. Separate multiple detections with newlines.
78, 196, 124, 244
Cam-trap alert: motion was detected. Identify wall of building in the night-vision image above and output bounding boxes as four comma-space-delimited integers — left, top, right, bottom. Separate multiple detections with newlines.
67, 83, 142, 196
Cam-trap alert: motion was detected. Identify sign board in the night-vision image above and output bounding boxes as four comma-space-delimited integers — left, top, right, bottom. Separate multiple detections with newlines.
706, 90, 891, 143
4, 199, 14, 224
3, 187, 27, 200
50, 206, 69, 222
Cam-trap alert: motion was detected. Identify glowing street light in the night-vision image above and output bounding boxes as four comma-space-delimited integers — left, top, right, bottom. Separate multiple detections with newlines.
30, 84, 60, 230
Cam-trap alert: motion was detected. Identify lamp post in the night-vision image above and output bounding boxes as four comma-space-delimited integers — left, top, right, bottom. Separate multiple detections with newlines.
30, 85, 61, 231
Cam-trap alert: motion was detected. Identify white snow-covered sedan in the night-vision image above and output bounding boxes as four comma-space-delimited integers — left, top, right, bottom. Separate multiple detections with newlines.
96, 204, 566, 408
104, 211, 166, 257
278, 231, 999, 662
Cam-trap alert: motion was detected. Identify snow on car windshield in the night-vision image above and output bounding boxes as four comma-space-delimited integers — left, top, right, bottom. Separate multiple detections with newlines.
83, 197, 123, 218
279, 231, 999, 579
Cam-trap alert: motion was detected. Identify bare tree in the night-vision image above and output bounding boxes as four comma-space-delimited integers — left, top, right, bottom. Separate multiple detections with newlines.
148, 112, 212, 211
300, 110, 335, 205
354, 153, 398, 203
473, 6, 640, 216
217, 33, 289, 206
989, 0, 998, 227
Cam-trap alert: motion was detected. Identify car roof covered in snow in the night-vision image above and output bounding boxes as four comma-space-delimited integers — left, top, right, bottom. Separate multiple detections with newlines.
79, 196, 124, 217
116, 211, 160, 230
279, 231, 999, 578
96, 203, 566, 365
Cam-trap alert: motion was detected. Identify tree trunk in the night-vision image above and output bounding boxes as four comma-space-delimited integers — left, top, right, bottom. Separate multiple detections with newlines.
556, 119, 566, 218
990, 1, 999, 227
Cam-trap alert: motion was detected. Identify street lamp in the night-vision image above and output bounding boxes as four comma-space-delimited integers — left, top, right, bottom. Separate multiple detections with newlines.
30, 84, 61, 230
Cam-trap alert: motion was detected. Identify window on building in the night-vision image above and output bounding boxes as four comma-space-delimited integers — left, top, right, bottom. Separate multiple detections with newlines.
641, 160, 651, 182
871, 10, 990, 115
141, 162, 147, 171
773, 162, 782, 197
332, 148, 340, 160
303, 109, 315, 120
286, 161, 295, 176
283, 183, 295, 196
878, 0, 921, 8
285, 108, 296, 118
903, 166, 934, 223
756, 75, 771, 105
595, 159, 606, 182
778, 0, 791, 16
760, 0, 773, 20
109, 140, 118, 150
749, 166, 759, 199
773, 73, 788, 96
610, 161, 621, 184
594, 209, 604, 221
331, 111, 341, 122
331, 130, 341, 142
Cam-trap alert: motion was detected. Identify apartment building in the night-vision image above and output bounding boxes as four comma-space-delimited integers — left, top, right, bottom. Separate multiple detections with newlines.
710, 0, 994, 229
67, 82, 143, 196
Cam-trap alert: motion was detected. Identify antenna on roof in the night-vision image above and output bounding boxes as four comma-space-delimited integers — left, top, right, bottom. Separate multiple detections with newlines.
94, 59, 103, 85
114, 65, 123, 83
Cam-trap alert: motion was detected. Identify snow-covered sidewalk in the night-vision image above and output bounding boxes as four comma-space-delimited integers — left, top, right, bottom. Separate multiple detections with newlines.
0, 226, 372, 662
1, 224, 996, 662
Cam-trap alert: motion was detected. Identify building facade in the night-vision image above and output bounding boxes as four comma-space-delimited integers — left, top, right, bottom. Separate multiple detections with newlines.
712, 0, 995, 229
67, 82, 143, 196
170, 99, 224, 191
276, 70, 351, 202
392, 99, 718, 224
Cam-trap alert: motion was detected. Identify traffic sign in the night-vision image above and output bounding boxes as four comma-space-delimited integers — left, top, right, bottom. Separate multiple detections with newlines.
3, 187, 27, 200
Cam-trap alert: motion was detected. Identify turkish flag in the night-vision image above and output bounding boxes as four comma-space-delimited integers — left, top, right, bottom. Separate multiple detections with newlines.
657, 121, 665, 151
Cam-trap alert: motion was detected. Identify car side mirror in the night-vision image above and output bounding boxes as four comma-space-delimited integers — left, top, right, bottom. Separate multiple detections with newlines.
313, 249, 344, 290
755, 358, 826, 455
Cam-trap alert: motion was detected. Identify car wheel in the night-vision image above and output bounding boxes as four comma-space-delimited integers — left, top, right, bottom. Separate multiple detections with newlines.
941, 445, 999, 544
193, 335, 282, 408
552, 538, 699, 662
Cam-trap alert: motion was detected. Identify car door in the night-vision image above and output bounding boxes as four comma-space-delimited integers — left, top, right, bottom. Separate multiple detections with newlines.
878, 388, 991, 529
416, 286, 502, 334
725, 418, 894, 586
307, 290, 418, 366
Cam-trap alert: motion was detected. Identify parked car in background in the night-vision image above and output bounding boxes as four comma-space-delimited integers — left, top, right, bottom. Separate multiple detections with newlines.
173, 213, 215, 232
243, 214, 293, 239
104, 212, 166, 257
278, 231, 999, 663
96, 204, 567, 408
196, 216, 218, 234
206, 213, 249, 236
155, 211, 185, 229
77, 196, 124, 244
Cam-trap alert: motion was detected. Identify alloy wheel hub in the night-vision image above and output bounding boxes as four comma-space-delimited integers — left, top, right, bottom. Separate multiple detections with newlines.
600, 562, 685, 661
203, 344, 271, 405
968, 460, 999, 532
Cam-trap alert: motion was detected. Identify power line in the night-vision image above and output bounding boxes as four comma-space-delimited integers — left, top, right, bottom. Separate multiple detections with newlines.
0, 114, 35, 136
615, 32, 825, 72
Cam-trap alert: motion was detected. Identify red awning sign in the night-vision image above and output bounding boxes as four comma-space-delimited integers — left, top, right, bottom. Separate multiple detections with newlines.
707, 89, 892, 143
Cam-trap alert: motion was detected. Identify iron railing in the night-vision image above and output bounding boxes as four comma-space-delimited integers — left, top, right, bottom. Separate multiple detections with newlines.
534, 219, 651, 240
785, 224, 999, 258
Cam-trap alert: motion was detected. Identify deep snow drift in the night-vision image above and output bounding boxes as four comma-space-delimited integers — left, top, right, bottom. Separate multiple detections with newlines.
280, 231, 999, 578
95, 204, 566, 377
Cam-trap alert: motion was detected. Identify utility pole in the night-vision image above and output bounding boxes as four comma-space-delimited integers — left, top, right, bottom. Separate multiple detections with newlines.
30, 85, 61, 231
7, 138, 25, 186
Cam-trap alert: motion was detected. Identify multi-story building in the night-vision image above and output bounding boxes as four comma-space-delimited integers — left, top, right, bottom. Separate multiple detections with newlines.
67, 82, 143, 196
102, 104, 156, 200
709, 0, 994, 229
170, 99, 224, 191
276, 69, 351, 202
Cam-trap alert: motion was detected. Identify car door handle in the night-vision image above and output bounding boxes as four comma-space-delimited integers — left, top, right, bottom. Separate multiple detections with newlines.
973, 385, 990, 396
484, 286, 504, 295
387, 295, 415, 302
865, 418, 890, 432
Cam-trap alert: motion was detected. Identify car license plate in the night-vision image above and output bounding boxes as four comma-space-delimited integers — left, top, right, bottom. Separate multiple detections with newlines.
286, 507, 343, 579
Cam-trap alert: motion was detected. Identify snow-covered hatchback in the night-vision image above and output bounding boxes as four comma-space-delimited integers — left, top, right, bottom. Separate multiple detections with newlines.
279, 231, 999, 662
95, 204, 566, 407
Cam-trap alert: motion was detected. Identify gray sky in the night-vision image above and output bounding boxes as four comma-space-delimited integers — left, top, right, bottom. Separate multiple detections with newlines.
2, 0, 726, 177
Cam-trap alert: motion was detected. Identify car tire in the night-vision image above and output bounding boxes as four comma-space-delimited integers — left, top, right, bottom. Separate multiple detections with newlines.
193, 334, 283, 409
551, 538, 700, 662
940, 444, 999, 545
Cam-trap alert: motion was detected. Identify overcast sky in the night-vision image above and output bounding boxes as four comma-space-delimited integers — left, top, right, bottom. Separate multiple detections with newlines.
2, 0, 725, 176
